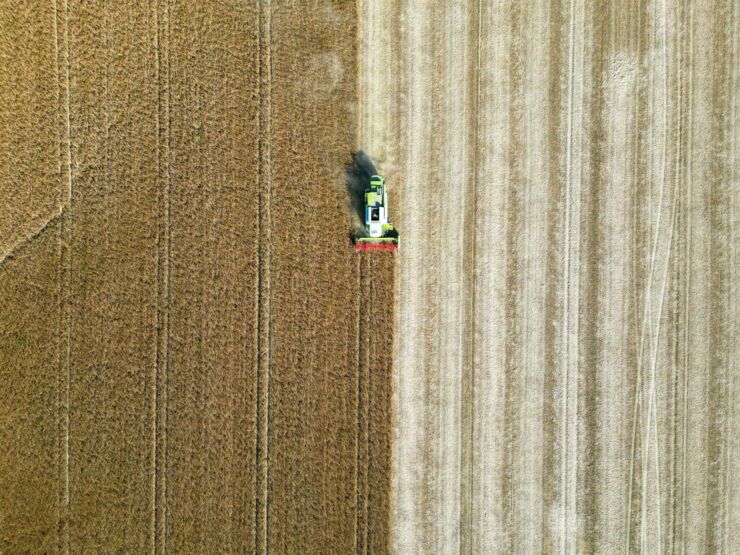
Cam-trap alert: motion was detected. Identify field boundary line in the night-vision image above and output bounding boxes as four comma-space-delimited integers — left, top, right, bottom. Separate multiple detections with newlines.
354, 6, 369, 551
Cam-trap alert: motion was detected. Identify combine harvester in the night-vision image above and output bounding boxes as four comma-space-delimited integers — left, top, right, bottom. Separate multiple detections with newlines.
355, 175, 399, 252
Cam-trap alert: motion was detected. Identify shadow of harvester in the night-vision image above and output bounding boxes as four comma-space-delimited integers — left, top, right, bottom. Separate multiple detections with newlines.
345, 151, 377, 227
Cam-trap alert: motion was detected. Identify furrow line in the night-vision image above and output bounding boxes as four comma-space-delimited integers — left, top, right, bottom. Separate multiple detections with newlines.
60, 1, 73, 552
255, 0, 273, 551
153, 1, 171, 552
151, 0, 159, 549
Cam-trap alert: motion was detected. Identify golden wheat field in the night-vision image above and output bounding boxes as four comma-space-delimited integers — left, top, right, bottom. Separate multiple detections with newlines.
1, 1, 737, 554
1, 1, 393, 553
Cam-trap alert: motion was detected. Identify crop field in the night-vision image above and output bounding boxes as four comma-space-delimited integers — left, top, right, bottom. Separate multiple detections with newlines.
1, 1, 393, 553
1, 1, 736, 554
359, 0, 737, 553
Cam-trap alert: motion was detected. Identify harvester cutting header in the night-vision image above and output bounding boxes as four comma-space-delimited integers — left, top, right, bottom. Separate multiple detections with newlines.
355, 175, 399, 252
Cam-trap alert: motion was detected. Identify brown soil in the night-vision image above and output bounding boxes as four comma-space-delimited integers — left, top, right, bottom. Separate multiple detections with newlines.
0, 2, 394, 553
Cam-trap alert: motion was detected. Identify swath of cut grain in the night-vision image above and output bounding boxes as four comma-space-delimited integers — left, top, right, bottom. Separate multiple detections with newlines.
682, 1, 735, 551
163, 2, 261, 551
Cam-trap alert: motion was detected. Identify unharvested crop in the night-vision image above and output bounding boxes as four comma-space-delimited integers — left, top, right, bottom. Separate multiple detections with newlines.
1, 1, 395, 553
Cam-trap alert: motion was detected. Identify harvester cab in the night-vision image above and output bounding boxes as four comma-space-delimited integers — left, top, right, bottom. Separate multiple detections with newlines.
355, 175, 399, 252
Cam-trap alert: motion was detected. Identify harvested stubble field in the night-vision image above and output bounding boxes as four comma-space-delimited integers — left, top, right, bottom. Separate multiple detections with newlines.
360, 0, 737, 553
1, 1, 393, 553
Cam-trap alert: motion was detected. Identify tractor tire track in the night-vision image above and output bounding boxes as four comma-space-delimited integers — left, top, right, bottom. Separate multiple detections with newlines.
255, 0, 272, 551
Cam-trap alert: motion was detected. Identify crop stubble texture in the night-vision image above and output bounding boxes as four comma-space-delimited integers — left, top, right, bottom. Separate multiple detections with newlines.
1, 1, 395, 553
359, 0, 737, 553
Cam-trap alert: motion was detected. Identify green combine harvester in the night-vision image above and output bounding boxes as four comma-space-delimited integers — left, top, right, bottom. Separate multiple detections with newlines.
355, 175, 399, 252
